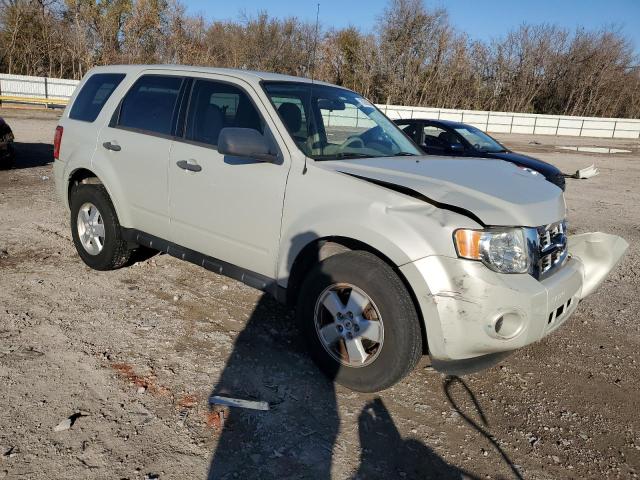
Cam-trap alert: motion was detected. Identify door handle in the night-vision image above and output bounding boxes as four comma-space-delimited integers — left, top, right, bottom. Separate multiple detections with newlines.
103, 141, 121, 152
176, 160, 202, 172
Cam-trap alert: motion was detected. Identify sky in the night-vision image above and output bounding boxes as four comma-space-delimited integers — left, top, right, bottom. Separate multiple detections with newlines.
183, 0, 640, 53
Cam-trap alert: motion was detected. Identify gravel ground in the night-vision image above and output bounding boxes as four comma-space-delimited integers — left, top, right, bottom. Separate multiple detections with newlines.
0, 108, 638, 480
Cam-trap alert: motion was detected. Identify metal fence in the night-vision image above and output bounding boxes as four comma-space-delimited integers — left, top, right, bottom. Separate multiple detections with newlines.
2, 73, 639, 140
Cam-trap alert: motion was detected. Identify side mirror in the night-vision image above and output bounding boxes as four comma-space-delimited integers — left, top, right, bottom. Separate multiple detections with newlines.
217, 128, 277, 163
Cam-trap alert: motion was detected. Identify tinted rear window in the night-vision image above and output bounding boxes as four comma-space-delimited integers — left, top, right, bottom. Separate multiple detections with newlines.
117, 75, 183, 136
69, 73, 125, 122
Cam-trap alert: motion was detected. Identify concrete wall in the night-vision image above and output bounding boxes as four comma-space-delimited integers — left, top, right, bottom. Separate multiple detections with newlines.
379, 105, 640, 140
0, 73, 78, 100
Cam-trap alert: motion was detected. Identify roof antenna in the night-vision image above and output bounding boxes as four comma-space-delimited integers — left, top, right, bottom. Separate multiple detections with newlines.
303, 2, 320, 175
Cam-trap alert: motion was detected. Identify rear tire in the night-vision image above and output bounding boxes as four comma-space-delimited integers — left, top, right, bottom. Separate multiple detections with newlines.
69, 184, 133, 270
297, 250, 422, 392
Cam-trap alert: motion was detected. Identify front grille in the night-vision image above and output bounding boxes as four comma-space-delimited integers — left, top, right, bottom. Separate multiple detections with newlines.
535, 220, 568, 279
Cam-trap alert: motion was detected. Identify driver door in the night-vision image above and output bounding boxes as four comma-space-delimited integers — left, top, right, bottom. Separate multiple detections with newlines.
168, 76, 290, 278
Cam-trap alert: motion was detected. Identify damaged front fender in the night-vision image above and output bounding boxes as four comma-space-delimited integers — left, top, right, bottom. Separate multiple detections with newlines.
569, 232, 629, 299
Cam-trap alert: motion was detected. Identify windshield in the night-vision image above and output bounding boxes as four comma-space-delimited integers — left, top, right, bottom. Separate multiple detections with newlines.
453, 125, 506, 153
263, 82, 421, 160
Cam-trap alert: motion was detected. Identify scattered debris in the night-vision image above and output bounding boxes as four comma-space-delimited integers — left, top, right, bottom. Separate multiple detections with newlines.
570, 164, 599, 179
111, 362, 170, 396
526, 433, 540, 447
203, 410, 225, 430
209, 395, 269, 411
528, 140, 541, 145
144, 474, 160, 480
41, 176, 49, 181
177, 410, 189, 427
176, 394, 198, 409
53, 412, 86, 432
271, 448, 285, 459
2, 447, 17, 458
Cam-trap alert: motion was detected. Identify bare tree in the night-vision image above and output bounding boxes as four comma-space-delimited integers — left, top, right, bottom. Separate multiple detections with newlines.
1, 0, 638, 118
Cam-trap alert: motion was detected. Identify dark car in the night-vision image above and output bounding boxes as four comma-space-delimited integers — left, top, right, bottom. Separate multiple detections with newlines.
395, 118, 565, 190
0, 116, 15, 169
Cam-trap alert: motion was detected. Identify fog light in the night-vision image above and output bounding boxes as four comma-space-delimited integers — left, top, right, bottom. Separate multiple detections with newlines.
490, 311, 525, 339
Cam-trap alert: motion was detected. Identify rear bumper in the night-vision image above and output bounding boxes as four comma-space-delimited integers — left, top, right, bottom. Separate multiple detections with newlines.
400, 233, 628, 373
53, 159, 69, 208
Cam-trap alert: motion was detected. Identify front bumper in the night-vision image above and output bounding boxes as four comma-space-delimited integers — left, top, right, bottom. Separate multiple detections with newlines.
400, 233, 628, 373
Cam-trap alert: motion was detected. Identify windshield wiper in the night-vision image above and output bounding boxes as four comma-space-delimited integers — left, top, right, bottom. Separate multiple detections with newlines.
335, 152, 373, 159
392, 152, 417, 156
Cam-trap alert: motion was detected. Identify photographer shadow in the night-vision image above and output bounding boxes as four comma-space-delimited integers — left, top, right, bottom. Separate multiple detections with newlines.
206, 233, 339, 479
353, 397, 480, 480
443, 375, 524, 480
205, 233, 485, 479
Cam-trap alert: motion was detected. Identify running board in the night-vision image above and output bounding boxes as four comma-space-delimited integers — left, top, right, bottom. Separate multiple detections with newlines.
121, 228, 283, 301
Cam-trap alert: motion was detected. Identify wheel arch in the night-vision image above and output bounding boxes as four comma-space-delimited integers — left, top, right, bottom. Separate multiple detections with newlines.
67, 168, 103, 203
285, 235, 428, 354
66, 166, 132, 228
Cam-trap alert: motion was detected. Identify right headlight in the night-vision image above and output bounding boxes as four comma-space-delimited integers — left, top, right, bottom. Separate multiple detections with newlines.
453, 227, 531, 274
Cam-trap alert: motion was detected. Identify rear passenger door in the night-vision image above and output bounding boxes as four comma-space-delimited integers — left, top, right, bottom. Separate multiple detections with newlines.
168, 77, 289, 279
95, 73, 184, 238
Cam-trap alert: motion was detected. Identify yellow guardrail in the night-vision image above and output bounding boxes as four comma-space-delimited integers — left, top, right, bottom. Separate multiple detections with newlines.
0, 95, 69, 108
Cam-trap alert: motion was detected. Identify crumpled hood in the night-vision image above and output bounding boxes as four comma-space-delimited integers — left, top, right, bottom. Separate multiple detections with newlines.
316, 156, 566, 227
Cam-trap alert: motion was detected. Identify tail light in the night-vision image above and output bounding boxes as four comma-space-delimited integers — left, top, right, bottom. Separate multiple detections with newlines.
53, 126, 63, 160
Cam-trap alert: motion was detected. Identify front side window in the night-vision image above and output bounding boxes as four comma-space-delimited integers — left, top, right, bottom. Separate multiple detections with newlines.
185, 80, 263, 147
70, 73, 125, 122
423, 125, 462, 150
262, 82, 421, 160
117, 75, 183, 136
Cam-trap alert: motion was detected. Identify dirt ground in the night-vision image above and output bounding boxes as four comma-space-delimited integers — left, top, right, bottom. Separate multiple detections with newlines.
0, 107, 638, 480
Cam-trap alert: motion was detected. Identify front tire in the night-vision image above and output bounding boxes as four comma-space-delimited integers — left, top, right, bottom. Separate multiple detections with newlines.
69, 184, 133, 270
297, 250, 422, 392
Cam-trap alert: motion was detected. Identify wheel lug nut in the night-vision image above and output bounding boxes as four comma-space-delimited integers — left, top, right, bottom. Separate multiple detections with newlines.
347, 332, 353, 339
348, 312, 353, 319
337, 325, 343, 332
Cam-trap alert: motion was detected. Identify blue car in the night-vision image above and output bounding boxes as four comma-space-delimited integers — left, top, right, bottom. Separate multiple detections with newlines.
395, 118, 565, 191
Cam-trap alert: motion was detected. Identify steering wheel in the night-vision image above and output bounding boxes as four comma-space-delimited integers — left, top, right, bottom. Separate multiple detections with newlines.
338, 135, 365, 153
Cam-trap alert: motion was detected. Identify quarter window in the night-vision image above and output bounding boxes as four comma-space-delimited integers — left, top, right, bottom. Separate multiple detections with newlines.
69, 73, 125, 122
185, 80, 263, 147
117, 75, 183, 136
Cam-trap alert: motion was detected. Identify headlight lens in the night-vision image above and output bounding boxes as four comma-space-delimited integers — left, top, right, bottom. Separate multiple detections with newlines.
454, 228, 530, 274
